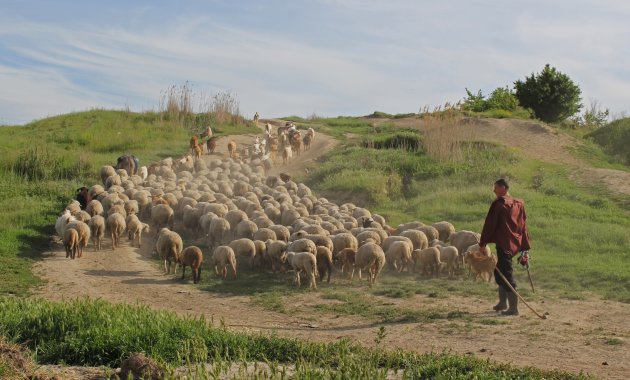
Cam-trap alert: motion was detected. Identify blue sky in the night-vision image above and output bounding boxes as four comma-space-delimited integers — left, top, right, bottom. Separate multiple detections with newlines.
1, 0, 628, 125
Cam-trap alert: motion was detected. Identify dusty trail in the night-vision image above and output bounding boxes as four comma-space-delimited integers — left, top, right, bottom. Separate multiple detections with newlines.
32, 117, 630, 379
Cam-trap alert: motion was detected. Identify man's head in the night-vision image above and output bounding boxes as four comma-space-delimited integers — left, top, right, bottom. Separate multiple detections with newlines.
493, 178, 509, 198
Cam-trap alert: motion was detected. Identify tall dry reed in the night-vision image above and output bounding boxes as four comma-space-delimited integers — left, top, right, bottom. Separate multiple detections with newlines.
420, 103, 473, 162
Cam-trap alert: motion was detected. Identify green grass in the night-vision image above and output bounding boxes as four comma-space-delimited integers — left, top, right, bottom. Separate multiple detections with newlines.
0, 297, 587, 379
303, 125, 630, 302
585, 117, 630, 165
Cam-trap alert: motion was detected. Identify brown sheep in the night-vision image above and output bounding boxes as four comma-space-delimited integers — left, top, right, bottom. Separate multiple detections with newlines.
64, 228, 79, 259
464, 248, 497, 282
316, 246, 333, 283
227, 140, 237, 159
180, 246, 203, 284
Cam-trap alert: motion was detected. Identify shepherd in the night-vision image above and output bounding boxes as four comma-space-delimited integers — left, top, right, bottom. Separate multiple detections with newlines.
479, 178, 531, 316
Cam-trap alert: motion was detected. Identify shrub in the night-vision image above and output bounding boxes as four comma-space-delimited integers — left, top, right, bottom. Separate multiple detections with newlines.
514, 64, 582, 123
586, 117, 630, 164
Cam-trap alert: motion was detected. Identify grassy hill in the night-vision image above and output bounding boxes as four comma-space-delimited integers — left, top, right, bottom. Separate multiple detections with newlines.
586, 117, 630, 165
1, 109, 623, 378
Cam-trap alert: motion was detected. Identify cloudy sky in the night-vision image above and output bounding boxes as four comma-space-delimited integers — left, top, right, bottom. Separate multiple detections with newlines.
1, 0, 628, 125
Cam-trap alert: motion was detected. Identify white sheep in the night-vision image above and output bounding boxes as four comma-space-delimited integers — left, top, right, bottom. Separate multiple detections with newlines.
354, 243, 386, 287
85, 199, 104, 217
210, 246, 237, 279
88, 215, 105, 251
107, 213, 126, 250
286, 252, 318, 289
155, 228, 183, 274
412, 247, 442, 277
55, 209, 75, 238
228, 238, 257, 268
432, 221, 455, 242
385, 240, 413, 273
151, 204, 174, 231
127, 215, 150, 248
436, 245, 459, 278
65, 220, 91, 258
265, 239, 288, 273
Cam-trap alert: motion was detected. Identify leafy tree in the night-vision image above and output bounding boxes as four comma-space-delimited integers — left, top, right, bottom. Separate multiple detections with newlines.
486, 87, 518, 111
462, 88, 488, 112
514, 64, 582, 123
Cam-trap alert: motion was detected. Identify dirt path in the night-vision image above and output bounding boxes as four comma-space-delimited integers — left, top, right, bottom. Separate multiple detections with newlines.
32, 117, 630, 379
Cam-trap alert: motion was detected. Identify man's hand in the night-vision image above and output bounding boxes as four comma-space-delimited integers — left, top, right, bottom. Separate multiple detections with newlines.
518, 251, 530, 268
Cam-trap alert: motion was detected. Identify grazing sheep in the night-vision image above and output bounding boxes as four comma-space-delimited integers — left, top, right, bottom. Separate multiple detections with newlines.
356, 230, 382, 246
107, 213, 126, 250
385, 240, 413, 273
151, 204, 174, 230
253, 228, 277, 242
316, 246, 333, 283
229, 238, 257, 268
416, 225, 439, 242
100, 165, 116, 185
155, 228, 183, 274
287, 238, 317, 255
265, 239, 288, 273
253, 239, 267, 268
180, 246, 203, 283
88, 215, 105, 251
436, 245, 459, 278
63, 228, 79, 259
432, 221, 455, 242
335, 248, 357, 278
210, 246, 237, 279
330, 232, 358, 255
286, 252, 318, 289
412, 247, 442, 277
400, 229, 429, 251
449, 230, 481, 260
208, 217, 231, 250
354, 243, 386, 287
381, 235, 413, 253
234, 219, 258, 241
124, 199, 139, 216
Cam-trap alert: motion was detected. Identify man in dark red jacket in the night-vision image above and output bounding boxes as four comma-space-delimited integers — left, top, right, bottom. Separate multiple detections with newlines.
479, 178, 531, 316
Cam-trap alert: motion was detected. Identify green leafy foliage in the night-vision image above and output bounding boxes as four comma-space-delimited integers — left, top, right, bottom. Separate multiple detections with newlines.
586, 117, 630, 165
514, 64, 582, 123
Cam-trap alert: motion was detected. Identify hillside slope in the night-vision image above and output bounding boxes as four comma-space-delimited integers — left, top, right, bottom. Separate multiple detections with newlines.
30, 116, 630, 379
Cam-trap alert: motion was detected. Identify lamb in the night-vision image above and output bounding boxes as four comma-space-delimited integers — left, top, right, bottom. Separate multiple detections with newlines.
228, 238, 257, 268
285, 252, 318, 289
107, 213, 126, 250
155, 228, 183, 274
464, 248, 497, 282
354, 243, 386, 287
412, 247, 442, 277
63, 228, 79, 259
127, 215, 150, 247
179, 246, 203, 284
385, 240, 413, 273
335, 248, 357, 278
436, 245, 459, 278
210, 245, 237, 279
65, 220, 91, 258
316, 246, 333, 283
88, 215, 105, 251
227, 140, 237, 159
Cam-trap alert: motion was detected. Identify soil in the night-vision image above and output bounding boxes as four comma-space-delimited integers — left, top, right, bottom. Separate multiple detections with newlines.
31, 118, 630, 379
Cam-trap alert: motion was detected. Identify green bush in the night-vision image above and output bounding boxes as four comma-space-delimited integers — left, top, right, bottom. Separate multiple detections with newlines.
586, 117, 630, 164
362, 131, 422, 151
515, 64, 582, 123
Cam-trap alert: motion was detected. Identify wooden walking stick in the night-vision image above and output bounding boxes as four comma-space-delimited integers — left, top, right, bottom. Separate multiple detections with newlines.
526, 268, 536, 294
495, 267, 547, 320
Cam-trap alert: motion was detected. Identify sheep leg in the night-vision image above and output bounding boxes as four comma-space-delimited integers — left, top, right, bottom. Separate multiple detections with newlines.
181, 265, 186, 280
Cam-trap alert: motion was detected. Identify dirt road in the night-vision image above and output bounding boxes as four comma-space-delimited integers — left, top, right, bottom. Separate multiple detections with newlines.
33, 117, 630, 379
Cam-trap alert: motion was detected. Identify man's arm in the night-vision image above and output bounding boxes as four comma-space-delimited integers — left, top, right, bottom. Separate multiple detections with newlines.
479, 199, 501, 247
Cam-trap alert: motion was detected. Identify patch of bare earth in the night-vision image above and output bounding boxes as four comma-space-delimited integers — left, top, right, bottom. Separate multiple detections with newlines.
30, 118, 630, 379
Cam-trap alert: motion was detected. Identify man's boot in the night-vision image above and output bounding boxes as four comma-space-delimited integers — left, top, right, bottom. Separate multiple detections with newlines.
502, 290, 519, 316
493, 287, 507, 311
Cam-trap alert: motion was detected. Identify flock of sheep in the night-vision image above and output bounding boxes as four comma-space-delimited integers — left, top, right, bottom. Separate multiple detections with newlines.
53, 136, 497, 289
